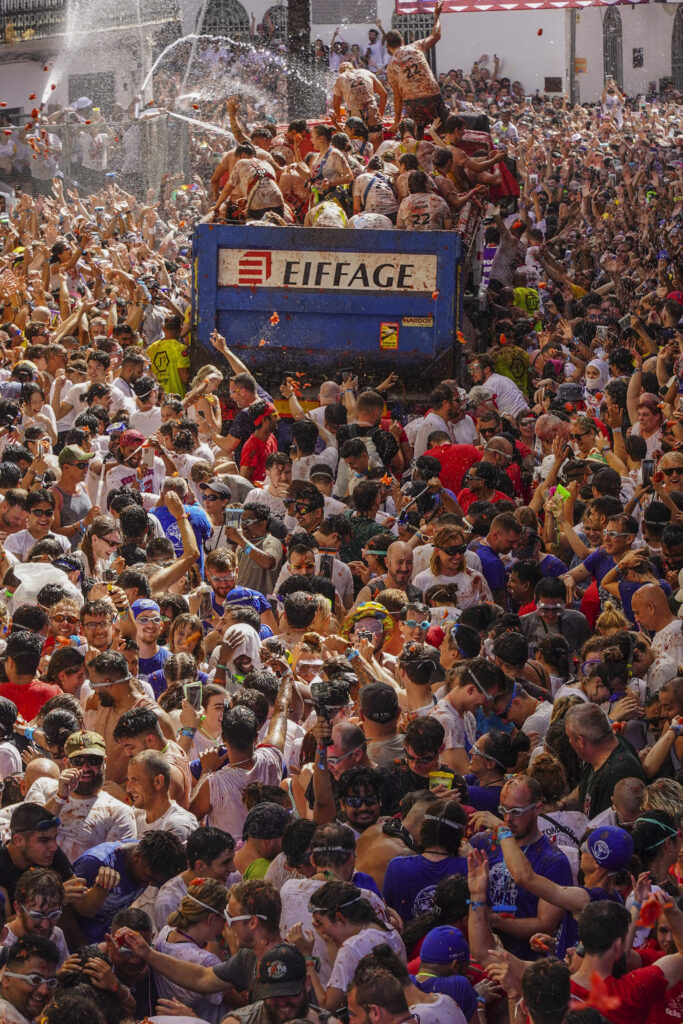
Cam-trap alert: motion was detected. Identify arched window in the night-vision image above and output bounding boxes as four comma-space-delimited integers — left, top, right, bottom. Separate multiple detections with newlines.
603, 8, 623, 87
200, 0, 250, 40
673, 7, 683, 94
391, 12, 436, 73
263, 4, 287, 43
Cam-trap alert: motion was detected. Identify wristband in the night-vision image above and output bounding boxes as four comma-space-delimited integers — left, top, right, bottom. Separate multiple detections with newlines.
244, 542, 254, 556
176, 513, 189, 521
24, 725, 35, 743
346, 648, 360, 661
467, 899, 487, 911
54, 792, 68, 804
497, 826, 514, 841
632, 900, 643, 910
671, 722, 682, 736
178, 727, 197, 738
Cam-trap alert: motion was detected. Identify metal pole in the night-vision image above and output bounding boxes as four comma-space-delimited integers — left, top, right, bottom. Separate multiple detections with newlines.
569, 9, 578, 106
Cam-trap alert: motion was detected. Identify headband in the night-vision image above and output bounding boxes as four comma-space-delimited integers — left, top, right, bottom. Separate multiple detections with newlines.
185, 892, 225, 917
423, 814, 463, 831
638, 816, 680, 851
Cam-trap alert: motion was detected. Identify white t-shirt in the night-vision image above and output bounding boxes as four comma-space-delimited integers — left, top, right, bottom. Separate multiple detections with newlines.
648, 620, 683, 693
0, 922, 69, 966
0, 741, 20, 778
25, 777, 136, 863
4, 529, 70, 562
208, 745, 283, 836
129, 407, 163, 435
292, 448, 339, 482
104, 457, 166, 508
412, 568, 492, 609
414, 412, 450, 459
450, 416, 480, 446
428, 699, 475, 752
274, 553, 354, 608
483, 373, 529, 417
521, 700, 553, 740
153, 925, 224, 1022
411, 995, 466, 1024
280, 878, 388, 987
134, 801, 199, 841
329, 926, 405, 992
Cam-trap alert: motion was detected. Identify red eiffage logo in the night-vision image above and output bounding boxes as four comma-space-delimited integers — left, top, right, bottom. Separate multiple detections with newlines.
237, 251, 272, 286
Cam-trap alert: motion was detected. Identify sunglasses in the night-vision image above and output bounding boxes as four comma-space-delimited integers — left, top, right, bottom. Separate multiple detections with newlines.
51, 614, 79, 624
498, 802, 539, 818
403, 619, 430, 629
74, 462, 90, 470
327, 742, 365, 766
661, 466, 683, 476
101, 537, 120, 548
603, 530, 632, 538
210, 574, 236, 583
439, 544, 467, 556
203, 494, 221, 502
30, 509, 53, 517
344, 793, 380, 808
570, 431, 590, 439
3, 972, 58, 990
404, 750, 437, 765
479, 426, 497, 435
20, 904, 61, 922
69, 755, 103, 767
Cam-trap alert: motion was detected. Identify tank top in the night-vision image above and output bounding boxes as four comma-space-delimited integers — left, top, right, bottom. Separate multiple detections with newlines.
50, 484, 91, 551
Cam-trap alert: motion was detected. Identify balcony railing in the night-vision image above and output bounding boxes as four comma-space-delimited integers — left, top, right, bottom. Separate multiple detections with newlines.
0, 0, 179, 42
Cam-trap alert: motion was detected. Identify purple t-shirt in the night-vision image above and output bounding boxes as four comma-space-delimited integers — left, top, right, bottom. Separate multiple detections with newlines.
582, 547, 615, 585
485, 833, 572, 958
383, 854, 467, 922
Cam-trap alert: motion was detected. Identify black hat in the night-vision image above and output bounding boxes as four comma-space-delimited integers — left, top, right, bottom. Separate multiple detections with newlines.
360, 682, 399, 723
242, 802, 291, 841
202, 481, 231, 499
255, 944, 306, 999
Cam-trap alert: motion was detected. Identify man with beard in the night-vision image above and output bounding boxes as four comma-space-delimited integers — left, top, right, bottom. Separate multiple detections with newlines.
0, 935, 59, 1024
84, 651, 175, 787
103, 429, 166, 505
23, 730, 136, 863
213, 944, 342, 1024
354, 541, 419, 606
469, 775, 572, 959
348, 971, 417, 1024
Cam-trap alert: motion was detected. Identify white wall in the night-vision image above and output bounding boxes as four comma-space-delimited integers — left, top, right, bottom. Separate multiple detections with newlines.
575, 5, 680, 101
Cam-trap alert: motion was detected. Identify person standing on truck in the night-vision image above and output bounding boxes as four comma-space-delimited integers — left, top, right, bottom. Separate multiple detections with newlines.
385, 0, 446, 139
306, 124, 355, 209
212, 144, 285, 221
333, 62, 387, 150
396, 169, 452, 231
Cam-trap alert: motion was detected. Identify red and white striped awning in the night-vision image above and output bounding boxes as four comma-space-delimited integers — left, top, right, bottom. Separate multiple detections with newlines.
396, 0, 647, 12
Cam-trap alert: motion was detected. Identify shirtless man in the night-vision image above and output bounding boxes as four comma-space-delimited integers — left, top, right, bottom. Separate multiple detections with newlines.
333, 62, 387, 148
385, 1, 446, 138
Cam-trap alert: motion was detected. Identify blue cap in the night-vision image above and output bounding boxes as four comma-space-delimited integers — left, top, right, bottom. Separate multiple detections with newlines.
586, 826, 634, 872
225, 587, 261, 609
131, 598, 161, 619
420, 926, 469, 964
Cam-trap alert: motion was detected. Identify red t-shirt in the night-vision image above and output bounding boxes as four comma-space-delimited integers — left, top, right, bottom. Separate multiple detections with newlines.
240, 434, 277, 484
457, 488, 510, 514
570, 965, 668, 1024
518, 600, 537, 616
636, 948, 683, 1023
0, 680, 62, 721
428, 443, 481, 494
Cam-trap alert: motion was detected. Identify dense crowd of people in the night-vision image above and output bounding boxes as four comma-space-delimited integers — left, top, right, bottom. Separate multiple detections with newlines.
0, 5, 681, 1024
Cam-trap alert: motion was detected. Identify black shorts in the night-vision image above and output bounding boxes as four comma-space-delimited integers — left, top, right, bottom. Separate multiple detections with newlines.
404, 94, 448, 138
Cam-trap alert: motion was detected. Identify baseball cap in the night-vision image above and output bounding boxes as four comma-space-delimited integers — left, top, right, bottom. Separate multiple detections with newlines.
585, 826, 634, 872
119, 429, 146, 448
242, 802, 291, 841
360, 682, 399, 723
225, 586, 261, 609
421, 926, 470, 964
255, 944, 306, 999
202, 481, 231, 499
131, 598, 161, 619
309, 463, 334, 482
58, 445, 96, 467
65, 730, 106, 760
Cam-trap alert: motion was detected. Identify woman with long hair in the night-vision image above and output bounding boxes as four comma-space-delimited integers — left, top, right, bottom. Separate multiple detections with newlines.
43, 645, 86, 697
466, 730, 523, 812
412, 525, 492, 608
288, 880, 405, 1013
153, 877, 229, 1021
185, 365, 223, 443
631, 810, 681, 896
79, 514, 121, 579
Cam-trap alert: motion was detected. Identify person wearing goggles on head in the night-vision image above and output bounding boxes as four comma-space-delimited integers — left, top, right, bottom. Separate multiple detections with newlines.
0, 805, 74, 908
83, 650, 175, 787
520, 577, 591, 659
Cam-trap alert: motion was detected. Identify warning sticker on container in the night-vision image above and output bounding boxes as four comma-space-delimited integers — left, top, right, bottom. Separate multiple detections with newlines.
402, 316, 434, 327
380, 322, 399, 350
